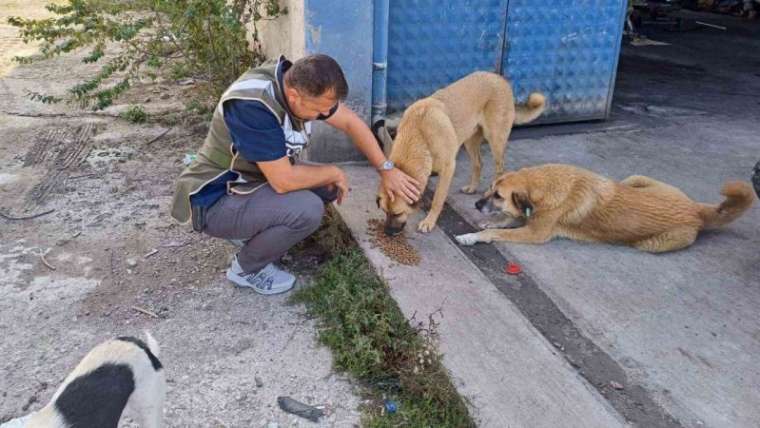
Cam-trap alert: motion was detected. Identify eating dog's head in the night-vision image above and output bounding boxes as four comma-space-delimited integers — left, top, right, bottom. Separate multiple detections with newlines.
476, 172, 538, 219
372, 119, 422, 236
376, 189, 421, 236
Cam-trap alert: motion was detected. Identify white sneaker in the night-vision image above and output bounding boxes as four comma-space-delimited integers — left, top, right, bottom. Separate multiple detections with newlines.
226, 256, 295, 295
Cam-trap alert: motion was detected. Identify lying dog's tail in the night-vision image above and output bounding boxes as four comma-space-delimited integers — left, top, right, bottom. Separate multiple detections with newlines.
514, 92, 546, 125
699, 181, 755, 229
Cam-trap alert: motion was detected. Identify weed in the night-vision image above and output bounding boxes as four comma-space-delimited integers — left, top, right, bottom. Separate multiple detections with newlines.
121, 105, 148, 123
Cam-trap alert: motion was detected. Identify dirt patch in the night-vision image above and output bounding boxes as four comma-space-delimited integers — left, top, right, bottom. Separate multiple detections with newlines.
0, 120, 362, 427
0, 22, 361, 425
0, 1, 63, 77
367, 218, 421, 266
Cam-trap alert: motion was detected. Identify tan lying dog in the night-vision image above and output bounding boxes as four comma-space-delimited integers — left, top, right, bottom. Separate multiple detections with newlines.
455, 164, 756, 253
374, 71, 545, 235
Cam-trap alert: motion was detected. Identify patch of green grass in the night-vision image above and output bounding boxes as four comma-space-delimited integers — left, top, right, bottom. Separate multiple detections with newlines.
291, 242, 474, 427
185, 99, 214, 122
121, 105, 148, 124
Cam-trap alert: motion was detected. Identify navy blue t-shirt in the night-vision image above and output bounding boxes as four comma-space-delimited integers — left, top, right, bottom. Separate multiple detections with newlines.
224, 100, 289, 162
188, 100, 286, 209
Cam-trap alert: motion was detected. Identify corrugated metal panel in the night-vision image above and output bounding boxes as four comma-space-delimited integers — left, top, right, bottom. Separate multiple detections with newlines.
503, 1, 626, 122
385, 0, 509, 113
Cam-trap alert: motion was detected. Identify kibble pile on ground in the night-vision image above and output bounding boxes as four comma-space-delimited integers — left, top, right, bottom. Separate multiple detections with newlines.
367, 218, 421, 266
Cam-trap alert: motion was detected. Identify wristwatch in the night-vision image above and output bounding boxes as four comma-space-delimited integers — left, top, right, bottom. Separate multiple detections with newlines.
379, 159, 394, 172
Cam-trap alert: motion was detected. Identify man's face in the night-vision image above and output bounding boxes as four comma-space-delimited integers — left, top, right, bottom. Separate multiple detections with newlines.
284, 86, 338, 121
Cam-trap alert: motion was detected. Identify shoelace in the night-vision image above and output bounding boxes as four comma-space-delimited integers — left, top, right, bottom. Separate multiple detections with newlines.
244, 269, 274, 290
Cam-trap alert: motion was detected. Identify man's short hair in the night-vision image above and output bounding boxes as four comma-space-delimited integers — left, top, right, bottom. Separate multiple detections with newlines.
286, 54, 348, 100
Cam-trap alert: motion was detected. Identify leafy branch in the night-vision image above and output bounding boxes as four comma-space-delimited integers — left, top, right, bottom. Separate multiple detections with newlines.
7, 0, 287, 110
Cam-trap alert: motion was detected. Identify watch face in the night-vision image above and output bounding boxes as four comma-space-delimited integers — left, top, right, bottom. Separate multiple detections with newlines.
383, 160, 394, 170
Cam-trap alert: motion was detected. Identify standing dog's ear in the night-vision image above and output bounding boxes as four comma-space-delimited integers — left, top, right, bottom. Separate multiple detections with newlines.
511, 191, 534, 218
371, 120, 394, 157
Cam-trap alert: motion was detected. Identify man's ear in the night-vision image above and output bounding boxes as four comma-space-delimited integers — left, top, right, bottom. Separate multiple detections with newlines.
284, 85, 300, 103
511, 191, 534, 217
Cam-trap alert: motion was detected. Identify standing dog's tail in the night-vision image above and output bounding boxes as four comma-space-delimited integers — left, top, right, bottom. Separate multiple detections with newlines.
699, 181, 755, 229
514, 92, 546, 125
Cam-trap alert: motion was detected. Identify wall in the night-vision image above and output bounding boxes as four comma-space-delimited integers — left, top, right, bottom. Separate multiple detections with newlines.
302, 0, 374, 162
254, 0, 306, 60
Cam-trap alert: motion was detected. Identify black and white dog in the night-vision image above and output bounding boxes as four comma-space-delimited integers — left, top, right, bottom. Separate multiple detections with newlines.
1, 332, 165, 428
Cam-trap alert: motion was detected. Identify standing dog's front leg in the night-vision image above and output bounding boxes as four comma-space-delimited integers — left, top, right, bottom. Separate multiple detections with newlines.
456, 222, 555, 246
418, 163, 455, 233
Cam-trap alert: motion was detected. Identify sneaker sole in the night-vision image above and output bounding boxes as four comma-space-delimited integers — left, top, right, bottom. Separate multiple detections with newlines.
225, 269, 295, 295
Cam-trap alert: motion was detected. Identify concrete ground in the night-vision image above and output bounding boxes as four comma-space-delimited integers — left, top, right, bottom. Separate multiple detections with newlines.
338, 10, 760, 428
0, 2, 361, 426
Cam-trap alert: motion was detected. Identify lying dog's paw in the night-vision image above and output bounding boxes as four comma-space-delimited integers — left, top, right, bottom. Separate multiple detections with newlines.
479, 217, 523, 230
460, 184, 478, 194
455, 233, 479, 246
417, 217, 436, 233
478, 220, 502, 229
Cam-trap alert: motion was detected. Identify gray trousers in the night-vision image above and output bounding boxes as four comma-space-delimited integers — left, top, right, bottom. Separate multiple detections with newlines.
204, 184, 337, 273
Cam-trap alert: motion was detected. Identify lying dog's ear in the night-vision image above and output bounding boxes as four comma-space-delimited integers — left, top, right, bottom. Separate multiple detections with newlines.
511, 191, 534, 218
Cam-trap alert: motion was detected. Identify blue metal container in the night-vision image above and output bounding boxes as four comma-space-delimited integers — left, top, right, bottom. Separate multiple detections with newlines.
379, 0, 627, 123
384, 0, 509, 114
503, 1, 627, 122
302, 0, 627, 160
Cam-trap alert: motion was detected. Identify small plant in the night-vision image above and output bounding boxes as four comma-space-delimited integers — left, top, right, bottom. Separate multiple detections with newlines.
185, 99, 211, 115
7, 0, 286, 111
121, 105, 148, 123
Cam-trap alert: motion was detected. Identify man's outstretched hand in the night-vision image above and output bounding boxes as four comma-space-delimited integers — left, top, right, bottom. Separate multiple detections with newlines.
381, 168, 421, 204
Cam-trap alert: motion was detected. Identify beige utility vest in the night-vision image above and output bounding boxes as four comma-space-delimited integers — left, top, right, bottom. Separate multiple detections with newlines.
170, 56, 311, 224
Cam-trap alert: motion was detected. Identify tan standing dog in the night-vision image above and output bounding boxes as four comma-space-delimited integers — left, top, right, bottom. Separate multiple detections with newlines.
374, 71, 546, 235
455, 164, 755, 252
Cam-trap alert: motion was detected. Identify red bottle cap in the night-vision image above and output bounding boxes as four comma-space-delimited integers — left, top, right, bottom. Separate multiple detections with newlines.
505, 262, 522, 275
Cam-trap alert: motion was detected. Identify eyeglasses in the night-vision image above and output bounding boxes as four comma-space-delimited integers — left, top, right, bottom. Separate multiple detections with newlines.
316, 102, 339, 120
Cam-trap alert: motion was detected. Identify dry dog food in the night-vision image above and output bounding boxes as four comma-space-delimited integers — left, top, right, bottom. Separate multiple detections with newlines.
367, 218, 421, 266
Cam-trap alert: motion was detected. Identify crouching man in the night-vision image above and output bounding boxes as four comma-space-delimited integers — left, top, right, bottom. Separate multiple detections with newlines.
171, 54, 420, 294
